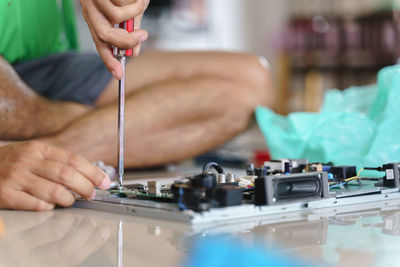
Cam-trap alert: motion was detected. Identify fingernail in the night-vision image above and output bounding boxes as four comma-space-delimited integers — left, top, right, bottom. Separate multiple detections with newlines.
91, 190, 96, 200
99, 226, 111, 240
138, 33, 148, 42
100, 176, 111, 190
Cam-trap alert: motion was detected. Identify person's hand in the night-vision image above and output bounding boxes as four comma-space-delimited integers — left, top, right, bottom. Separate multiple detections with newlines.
80, 0, 150, 80
0, 141, 111, 211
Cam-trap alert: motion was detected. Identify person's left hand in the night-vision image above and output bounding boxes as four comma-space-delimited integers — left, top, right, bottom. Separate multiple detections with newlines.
80, 0, 150, 80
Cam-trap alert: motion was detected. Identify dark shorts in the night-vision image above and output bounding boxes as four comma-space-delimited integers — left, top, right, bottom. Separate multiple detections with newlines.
13, 52, 112, 105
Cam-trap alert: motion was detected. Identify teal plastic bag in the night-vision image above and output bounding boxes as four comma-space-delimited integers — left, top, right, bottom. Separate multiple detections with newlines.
256, 65, 400, 166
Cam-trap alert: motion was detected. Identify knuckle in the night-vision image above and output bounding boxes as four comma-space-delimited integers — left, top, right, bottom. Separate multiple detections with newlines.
56, 165, 73, 184
97, 28, 110, 42
109, 8, 124, 24
112, 0, 131, 7
67, 152, 83, 168
49, 184, 74, 207
50, 184, 64, 200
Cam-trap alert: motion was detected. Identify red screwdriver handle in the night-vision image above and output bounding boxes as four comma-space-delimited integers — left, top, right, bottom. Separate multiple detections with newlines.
123, 19, 134, 56
113, 19, 134, 57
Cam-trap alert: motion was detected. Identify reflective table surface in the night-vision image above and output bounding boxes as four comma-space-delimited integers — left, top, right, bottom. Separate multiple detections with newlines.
2, 201, 400, 267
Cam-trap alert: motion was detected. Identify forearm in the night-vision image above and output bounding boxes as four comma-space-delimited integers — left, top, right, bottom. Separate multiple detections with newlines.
0, 56, 89, 140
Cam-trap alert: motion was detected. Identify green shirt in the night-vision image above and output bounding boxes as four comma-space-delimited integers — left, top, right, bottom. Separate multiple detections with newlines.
0, 0, 79, 64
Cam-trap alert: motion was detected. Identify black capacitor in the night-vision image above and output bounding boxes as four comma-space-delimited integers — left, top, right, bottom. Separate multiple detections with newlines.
190, 173, 217, 189
284, 161, 291, 173
246, 164, 255, 175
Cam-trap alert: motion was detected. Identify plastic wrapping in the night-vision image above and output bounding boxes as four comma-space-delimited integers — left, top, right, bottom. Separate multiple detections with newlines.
256, 65, 400, 167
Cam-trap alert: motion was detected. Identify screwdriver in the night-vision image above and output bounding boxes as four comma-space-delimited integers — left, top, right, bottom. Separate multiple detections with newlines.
113, 19, 134, 191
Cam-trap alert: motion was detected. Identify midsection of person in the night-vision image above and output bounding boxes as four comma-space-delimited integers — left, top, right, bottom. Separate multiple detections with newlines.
0, 0, 78, 64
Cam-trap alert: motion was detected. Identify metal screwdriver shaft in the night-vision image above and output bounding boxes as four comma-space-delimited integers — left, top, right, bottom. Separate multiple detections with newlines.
117, 56, 126, 190
114, 19, 134, 191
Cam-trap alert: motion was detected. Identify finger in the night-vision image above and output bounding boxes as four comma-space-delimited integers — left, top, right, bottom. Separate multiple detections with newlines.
22, 170, 80, 206
100, 43, 124, 79
95, 0, 146, 24
86, 0, 147, 49
134, 13, 143, 30
39, 145, 111, 190
133, 42, 142, 57
83, 8, 123, 79
30, 161, 95, 201
0, 190, 54, 211
132, 13, 145, 57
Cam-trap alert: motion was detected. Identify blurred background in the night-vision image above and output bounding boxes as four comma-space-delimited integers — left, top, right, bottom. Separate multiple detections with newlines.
75, 0, 400, 114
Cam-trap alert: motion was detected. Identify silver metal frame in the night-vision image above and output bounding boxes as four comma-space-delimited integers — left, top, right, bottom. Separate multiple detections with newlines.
74, 185, 400, 224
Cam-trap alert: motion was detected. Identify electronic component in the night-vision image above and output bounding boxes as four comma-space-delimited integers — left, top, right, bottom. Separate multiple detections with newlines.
307, 163, 332, 173
217, 173, 227, 183
148, 181, 161, 195
255, 172, 329, 206
216, 185, 243, 207
382, 163, 400, 188
263, 159, 308, 174
364, 163, 400, 188
264, 159, 291, 174
227, 173, 236, 183
330, 166, 357, 181
171, 164, 242, 211
77, 160, 400, 224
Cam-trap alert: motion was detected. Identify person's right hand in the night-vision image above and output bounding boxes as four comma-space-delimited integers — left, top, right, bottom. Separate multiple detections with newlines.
81, 0, 150, 80
0, 141, 111, 211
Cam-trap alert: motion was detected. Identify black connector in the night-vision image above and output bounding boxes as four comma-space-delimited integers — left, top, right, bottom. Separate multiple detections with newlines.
215, 185, 243, 207
330, 166, 357, 181
382, 163, 400, 188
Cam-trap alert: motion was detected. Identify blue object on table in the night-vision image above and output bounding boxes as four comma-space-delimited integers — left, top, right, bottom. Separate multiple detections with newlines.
184, 237, 319, 267
255, 65, 400, 167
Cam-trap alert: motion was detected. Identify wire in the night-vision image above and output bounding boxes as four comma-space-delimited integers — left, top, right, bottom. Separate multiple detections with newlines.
177, 187, 187, 211
344, 168, 365, 182
330, 168, 365, 189
329, 182, 347, 189
202, 162, 226, 174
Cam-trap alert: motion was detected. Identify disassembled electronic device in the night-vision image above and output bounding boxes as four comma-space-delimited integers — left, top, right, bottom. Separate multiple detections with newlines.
75, 159, 400, 224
